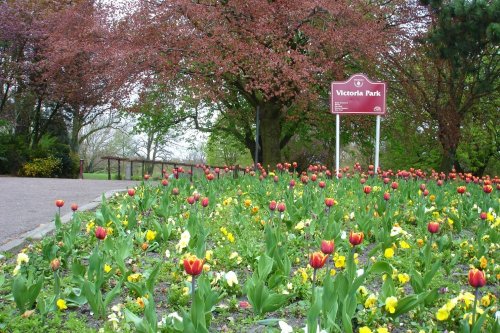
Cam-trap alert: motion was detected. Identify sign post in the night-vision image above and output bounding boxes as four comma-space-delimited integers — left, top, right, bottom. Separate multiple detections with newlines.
331, 74, 387, 177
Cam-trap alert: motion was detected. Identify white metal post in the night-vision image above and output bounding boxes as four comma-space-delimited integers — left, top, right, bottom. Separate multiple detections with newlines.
336, 114, 340, 178
374, 115, 381, 175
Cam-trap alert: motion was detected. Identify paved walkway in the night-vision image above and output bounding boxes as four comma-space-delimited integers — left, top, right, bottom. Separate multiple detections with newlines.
0, 177, 140, 252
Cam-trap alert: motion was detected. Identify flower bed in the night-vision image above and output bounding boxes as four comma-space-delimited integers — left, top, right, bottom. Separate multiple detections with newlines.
0, 165, 498, 332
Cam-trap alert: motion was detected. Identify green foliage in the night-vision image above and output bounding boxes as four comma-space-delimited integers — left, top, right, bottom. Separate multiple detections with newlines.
20, 156, 62, 177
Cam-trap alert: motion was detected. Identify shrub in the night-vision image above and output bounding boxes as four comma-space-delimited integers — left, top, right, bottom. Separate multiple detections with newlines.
21, 156, 62, 177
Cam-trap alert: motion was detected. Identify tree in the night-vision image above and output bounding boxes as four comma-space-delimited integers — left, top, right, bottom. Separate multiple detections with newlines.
99, 0, 405, 166
385, 0, 500, 172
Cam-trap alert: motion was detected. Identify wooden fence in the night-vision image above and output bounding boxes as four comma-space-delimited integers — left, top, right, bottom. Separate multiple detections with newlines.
100, 156, 244, 181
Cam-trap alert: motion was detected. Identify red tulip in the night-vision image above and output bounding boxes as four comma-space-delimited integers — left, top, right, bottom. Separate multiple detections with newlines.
273, 176, 279, 183
201, 197, 209, 207
483, 185, 493, 194
324, 198, 335, 207
383, 192, 390, 201
277, 202, 286, 212
71, 203, 78, 211
318, 181, 326, 188
95, 226, 107, 240
55, 200, 64, 208
269, 200, 277, 211
309, 252, 328, 269
144, 174, 150, 180
289, 180, 296, 188
423, 189, 429, 197
128, 188, 135, 196
161, 179, 168, 186
391, 182, 399, 190
349, 231, 364, 246
321, 240, 335, 255
172, 188, 180, 195
187, 196, 195, 205
427, 221, 440, 234
457, 186, 466, 194
363, 186, 372, 194
480, 212, 487, 220
311, 174, 317, 182
468, 268, 486, 288
183, 255, 204, 276
292, 162, 297, 169
437, 180, 443, 186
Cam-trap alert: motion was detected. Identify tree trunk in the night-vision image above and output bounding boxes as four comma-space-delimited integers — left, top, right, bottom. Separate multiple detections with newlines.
71, 108, 82, 153
259, 103, 282, 168
437, 108, 463, 173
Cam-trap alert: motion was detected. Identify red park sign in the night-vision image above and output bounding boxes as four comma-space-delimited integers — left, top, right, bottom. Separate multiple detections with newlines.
331, 74, 386, 115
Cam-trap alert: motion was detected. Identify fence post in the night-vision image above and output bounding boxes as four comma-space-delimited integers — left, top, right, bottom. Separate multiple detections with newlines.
117, 159, 121, 180
79, 159, 84, 179
107, 159, 111, 180
233, 165, 239, 179
130, 161, 133, 179
141, 161, 145, 177
190, 165, 194, 182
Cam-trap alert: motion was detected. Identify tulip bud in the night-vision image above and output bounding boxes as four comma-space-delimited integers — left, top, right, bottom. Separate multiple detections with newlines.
187, 196, 195, 205
128, 188, 135, 196
457, 186, 466, 194
437, 180, 443, 186
391, 182, 398, 190
427, 221, 440, 234
50, 258, 60, 271
321, 240, 335, 255
55, 200, 64, 208
423, 189, 429, 197
201, 197, 209, 208
274, 176, 279, 183
172, 188, 180, 195
144, 174, 150, 180
161, 179, 168, 186
71, 203, 78, 211
269, 200, 277, 211
363, 186, 372, 195
289, 180, 296, 188
309, 252, 328, 269
277, 202, 286, 213
141, 242, 149, 251
95, 226, 107, 240
349, 231, 364, 246
292, 162, 297, 169
383, 192, 390, 201
479, 212, 487, 220
318, 181, 326, 188
193, 193, 201, 201
468, 268, 486, 288
311, 174, 317, 182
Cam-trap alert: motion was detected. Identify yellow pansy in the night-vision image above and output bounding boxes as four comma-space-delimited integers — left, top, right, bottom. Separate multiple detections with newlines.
397, 273, 410, 284
479, 256, 487, 269
436, 306, 449, 321
335, 255, 346, 268
364, 294, 377, 308
145, 230, 157, 242
384, 248, 394, 258
385, 296, 398, 314
399, 240, 410, 249
56, 299, 67, 310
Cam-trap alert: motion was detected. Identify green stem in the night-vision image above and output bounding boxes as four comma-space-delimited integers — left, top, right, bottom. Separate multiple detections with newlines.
472, 287, 479, 328
312, 268, 317, 304
191, 276, 196, 306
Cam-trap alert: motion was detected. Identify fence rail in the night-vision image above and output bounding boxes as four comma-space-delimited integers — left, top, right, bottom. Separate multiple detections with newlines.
100, 156, 244, 181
